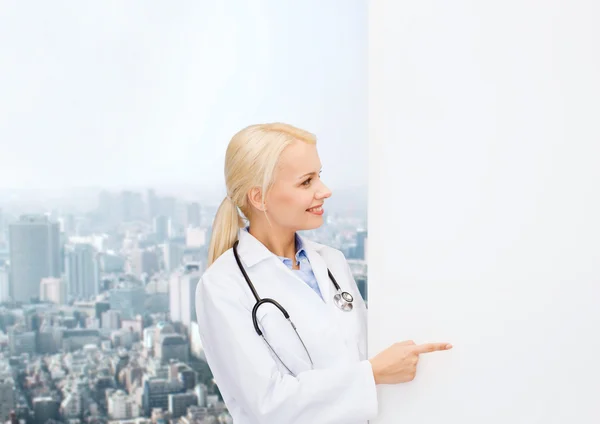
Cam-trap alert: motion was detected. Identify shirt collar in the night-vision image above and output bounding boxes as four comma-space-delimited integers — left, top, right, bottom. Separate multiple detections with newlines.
236, 226, 317, 268
234, 226, 331, 301
281, 233, 307, 265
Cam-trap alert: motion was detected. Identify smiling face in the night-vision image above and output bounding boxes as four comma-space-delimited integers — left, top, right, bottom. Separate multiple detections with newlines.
261, 140, 332, 232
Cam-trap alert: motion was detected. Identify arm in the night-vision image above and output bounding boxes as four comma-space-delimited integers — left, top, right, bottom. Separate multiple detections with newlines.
195, 271, 379, 424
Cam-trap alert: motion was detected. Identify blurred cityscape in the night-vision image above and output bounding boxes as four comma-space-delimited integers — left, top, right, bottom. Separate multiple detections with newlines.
0, 187, 368, 424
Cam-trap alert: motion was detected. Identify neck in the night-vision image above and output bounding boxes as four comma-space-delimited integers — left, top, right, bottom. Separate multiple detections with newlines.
248, 221, 297, 262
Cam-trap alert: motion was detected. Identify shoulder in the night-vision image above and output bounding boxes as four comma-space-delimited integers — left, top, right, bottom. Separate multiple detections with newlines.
302, 237, 349, 264
202, 247, 237, 281
196, 248, 251, 304
303, 236, 345, 256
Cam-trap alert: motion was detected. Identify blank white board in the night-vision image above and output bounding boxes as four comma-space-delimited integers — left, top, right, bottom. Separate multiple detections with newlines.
368, 1, 600, 422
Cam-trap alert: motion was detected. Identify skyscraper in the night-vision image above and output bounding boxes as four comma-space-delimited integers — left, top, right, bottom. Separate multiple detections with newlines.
9, 215, 61, 302
40, 277, 66, 304
169, 263, 202, 326
0, 266, 9, 303
355, 229, 367, 260
186, 202, 201, 228
0, 377, 15, 422
64, 243, 99, 300
153, 215, 170, 243
180, 268, 202, 327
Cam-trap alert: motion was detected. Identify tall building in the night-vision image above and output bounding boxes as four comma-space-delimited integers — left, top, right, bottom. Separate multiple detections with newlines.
0, 266, 9, 303
107, 389, 140, 420
169, 263, 202, 326
9, 215, 61, 302
163, 241, 185, 272
109, 285, 145, 319
39, 277, 66, 304
355, 229, 367, 260
129, 249, 159, 279
186, 202, 201, 228
142, 378, 184, 416
159, 197, 177, 224
32, 397, 60, 424
153, 215, 170, 243
0, 377, 15, 422
60, 389, 82, 420
0, 376, 15, 422
354, 275, 368, 302
168, 392, 198, 419
101, 310, 121, 330
168, 272, 182, 323
64, 244, 100, 301
8, 327, 36, 355
180, 269, 201, 327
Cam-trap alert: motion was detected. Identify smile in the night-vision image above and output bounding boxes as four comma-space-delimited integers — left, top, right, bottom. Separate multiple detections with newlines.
307, 205, 324, 215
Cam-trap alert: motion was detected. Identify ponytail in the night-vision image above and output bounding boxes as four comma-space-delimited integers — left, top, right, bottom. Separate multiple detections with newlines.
207, 196, 245, 267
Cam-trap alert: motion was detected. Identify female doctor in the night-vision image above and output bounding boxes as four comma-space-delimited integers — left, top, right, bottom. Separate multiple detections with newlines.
195, 123, 453, 424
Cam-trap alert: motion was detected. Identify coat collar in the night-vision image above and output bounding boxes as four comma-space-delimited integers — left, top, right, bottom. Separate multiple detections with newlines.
235, 227, 332, 302
236, 226, 326, 268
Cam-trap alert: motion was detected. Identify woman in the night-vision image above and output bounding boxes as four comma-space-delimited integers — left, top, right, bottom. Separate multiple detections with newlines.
195, 123, 452, 424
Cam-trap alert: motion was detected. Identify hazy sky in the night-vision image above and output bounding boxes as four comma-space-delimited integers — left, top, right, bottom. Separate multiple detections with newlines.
0, 1, 367, 191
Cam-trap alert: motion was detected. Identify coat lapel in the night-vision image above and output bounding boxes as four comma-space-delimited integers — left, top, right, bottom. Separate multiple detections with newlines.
235, 228, 334, 305
297, 234, 332, 305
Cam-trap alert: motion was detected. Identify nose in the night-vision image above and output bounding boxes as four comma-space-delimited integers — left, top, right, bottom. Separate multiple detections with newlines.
316, 181, 332, 200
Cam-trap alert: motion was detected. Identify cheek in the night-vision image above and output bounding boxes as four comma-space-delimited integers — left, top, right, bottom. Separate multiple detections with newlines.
271, 191, 310, 217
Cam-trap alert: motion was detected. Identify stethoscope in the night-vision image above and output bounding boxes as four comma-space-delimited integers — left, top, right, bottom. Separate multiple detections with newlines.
232, 239, 355, 375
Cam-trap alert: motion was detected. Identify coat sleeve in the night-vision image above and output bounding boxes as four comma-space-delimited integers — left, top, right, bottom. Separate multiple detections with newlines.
195, 270, 379, 424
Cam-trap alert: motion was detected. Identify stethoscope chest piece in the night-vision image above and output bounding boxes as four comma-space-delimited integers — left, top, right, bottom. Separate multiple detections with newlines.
333, 290, 354, 311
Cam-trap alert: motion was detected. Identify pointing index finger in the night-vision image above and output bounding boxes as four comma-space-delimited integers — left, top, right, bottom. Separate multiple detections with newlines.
413, 343, 453, 354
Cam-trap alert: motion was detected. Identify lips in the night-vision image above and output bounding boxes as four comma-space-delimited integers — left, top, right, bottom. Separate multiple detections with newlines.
306, 205, 324, 214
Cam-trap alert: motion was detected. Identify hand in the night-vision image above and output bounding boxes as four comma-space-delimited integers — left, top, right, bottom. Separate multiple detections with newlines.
368, 340, 453, 385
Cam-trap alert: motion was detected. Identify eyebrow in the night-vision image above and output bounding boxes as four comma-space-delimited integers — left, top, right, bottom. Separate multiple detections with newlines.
298, 168, 322, 179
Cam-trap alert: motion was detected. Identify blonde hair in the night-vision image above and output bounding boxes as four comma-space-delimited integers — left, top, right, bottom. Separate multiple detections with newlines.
207, 123, 317, 267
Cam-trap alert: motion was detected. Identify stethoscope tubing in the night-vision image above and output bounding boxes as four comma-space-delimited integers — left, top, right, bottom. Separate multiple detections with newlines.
232, 239, 353, 375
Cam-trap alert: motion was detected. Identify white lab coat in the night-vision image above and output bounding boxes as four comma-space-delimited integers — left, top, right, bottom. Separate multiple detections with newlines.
195, 227, 379, 424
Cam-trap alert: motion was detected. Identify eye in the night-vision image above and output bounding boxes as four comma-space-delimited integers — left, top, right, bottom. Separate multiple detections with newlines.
301, 178, 312, 186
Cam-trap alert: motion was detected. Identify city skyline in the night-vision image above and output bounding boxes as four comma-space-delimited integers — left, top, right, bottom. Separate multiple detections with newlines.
0, 184, 369, 219
0, 167, 369, 424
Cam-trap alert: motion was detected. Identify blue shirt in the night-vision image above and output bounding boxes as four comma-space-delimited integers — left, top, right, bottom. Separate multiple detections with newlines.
277, 233, 324, 301
245, 227, 323, 300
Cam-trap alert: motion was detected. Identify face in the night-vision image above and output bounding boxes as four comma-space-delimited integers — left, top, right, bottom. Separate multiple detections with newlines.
251, 140, 332, 232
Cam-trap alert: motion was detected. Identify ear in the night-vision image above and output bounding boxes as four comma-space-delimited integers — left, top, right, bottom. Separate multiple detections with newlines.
247, 187, 267, 211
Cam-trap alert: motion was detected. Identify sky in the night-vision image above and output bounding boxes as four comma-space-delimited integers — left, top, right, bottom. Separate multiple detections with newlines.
0, 0, 367, 193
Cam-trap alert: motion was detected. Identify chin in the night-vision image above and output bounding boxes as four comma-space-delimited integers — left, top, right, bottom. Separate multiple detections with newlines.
299, 216, 324, 231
